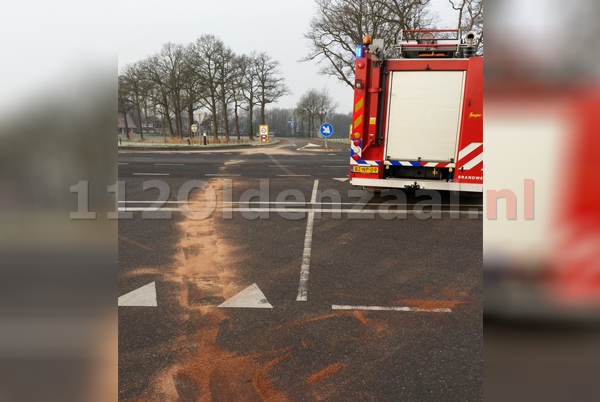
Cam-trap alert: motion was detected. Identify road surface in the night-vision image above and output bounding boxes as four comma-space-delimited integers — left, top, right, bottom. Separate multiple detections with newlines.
118, 138, 483, 401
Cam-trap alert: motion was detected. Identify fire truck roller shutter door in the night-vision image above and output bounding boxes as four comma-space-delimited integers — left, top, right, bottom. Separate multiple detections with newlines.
384, 70, 466, 162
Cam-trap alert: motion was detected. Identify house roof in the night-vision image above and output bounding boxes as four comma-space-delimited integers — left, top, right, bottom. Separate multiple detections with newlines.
118, 113, 137, 129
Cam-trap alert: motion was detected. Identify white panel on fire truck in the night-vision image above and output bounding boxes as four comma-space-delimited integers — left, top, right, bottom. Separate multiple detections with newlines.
385, 71, 465, 162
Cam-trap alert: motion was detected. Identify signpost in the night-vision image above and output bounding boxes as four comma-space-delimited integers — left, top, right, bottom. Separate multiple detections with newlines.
319, 123, 333, 149
259, 125, 269, 143
191, 124, 198, 145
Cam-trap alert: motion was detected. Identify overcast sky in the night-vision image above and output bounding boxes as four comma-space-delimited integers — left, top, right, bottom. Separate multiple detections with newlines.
118, 0, 459, 114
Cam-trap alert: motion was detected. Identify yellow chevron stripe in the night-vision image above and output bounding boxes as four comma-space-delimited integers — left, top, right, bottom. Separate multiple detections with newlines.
353, 115, 363, 129
354, 98, 364, 113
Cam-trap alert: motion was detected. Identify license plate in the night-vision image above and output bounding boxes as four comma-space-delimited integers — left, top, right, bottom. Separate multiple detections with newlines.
352, 166, 379, 174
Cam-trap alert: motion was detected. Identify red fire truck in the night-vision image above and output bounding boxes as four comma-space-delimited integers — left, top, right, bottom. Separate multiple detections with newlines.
349, 29, 482, 193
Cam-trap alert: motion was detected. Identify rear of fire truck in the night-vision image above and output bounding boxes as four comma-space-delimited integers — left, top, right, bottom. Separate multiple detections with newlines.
349, 29, 482, 193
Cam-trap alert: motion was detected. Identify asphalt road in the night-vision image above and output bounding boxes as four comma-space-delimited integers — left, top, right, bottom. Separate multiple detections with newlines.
118, 138, 483, 401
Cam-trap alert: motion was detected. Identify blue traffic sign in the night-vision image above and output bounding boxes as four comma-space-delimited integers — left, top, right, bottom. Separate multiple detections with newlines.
319, 123, 334, 138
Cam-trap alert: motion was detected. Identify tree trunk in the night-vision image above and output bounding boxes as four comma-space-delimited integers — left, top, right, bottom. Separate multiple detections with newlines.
144, 101, 150, 133
234, 103, 240, 141
174, 106, 182, 139
221, 98, 230, 142
211, 100, 219, 140
123, 113, 130, 139
248, 104, 254, 140
136, 105, 144, 140
260, 103, 266, 125
162, 93, 175, 138
188, 104, 194, 140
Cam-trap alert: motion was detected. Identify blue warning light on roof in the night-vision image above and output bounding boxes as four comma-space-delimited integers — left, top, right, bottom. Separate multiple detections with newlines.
355, 45, 364, 58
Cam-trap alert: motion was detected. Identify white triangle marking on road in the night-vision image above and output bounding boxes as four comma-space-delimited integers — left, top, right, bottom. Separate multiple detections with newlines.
118, 282, 157, 307
333, 178, 349, 182
218, 283, 273, 309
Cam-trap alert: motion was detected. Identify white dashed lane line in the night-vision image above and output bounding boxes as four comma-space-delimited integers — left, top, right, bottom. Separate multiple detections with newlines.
332, 305, 452, 313
296, 180, 319, 302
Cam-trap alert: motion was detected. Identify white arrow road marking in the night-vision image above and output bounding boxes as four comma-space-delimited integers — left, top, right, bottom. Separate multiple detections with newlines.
218, 283, 273, 308
118, 282, 157, 307
333, 178, 349, 182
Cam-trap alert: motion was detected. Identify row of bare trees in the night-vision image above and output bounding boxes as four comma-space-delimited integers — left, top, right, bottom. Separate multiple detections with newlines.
295, 88, 338, 138
304, 0, 483, 87
260, 105, 351, 139
118, 35, 290, 141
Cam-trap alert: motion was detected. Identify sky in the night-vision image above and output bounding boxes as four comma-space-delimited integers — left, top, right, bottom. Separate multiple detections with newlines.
118, 0, 459, 114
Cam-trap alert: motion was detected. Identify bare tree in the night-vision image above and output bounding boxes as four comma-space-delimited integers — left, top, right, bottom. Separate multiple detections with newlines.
122, 62, 151, 139
160, 43, 186, 138
214, 44, 236, 142
181, 44, 203, 138
118, 75, 134, 138
315, 88, 338, 126
296, 88, 337, 138
254, 52, 290, 125
189, 35, 224, 140
304, 0, 434, 87
449, 0, 483, 54
145, 44, 186, 138
230, 55, 247, 140
239, 53, 261, 140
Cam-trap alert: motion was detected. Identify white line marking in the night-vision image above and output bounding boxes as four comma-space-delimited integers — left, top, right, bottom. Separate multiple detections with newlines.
218, 284, 272, 308
205, 174, 241, 177
310, 179, 319, 204
132, 173, 170, 176
333, 178, 349, 182
117, 201, 362, 206
118, 200, 483, 207
296, 180, 319, 302
296, 210, 315, 301
118, 207, 483, 215
118, 282, 157, 307
120, 201, 186, 204
154, 163, 184, 166
332, 305, 452, 313
276, 174, 311, 177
